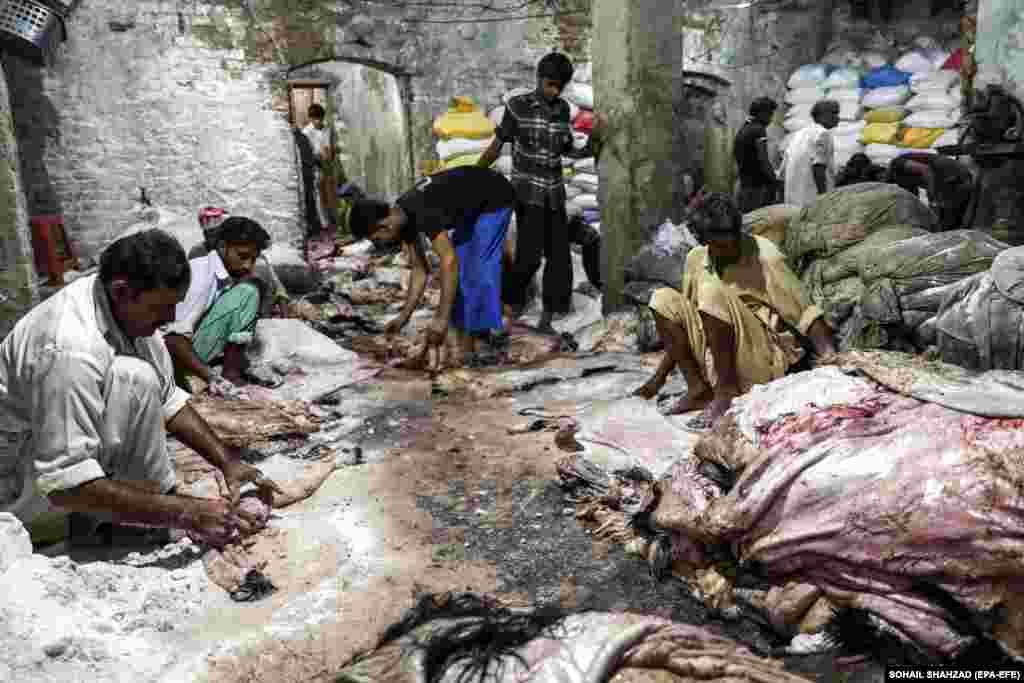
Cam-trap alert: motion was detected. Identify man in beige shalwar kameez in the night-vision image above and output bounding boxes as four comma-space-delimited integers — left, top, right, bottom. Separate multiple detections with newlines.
634, 193, 837, 431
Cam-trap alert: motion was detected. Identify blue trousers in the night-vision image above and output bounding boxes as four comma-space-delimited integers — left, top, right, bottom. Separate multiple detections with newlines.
450, 207, 512, 334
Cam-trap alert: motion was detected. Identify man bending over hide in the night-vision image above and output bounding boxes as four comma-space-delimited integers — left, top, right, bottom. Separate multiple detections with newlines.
633, 193, 837, 431
348, 166, 516, 368
0, 229, 280, 548
165, 216, 272, 393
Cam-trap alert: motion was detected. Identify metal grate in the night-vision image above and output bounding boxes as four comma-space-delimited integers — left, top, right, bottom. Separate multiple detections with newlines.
0, 0, 56, 45
0, 0, 63, 64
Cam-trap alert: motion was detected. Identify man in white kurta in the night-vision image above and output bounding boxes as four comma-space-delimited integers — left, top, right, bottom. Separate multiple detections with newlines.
780, 100, 840, 208
0, 229, 277, 548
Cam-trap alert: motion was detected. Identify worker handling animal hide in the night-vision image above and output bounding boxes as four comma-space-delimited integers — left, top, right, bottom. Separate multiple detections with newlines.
348, 166, 517, 369
887, 153, 975, 231
0, 229, 281, 549
633, 193, 838, 432
164, 216, 273, 395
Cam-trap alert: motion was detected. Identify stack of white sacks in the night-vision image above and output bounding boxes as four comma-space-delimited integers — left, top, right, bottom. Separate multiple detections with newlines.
781, 32, 963, 174
486, 63, 600, 232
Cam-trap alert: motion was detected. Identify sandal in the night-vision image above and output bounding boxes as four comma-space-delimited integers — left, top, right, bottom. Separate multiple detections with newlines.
229, 569, 277, 602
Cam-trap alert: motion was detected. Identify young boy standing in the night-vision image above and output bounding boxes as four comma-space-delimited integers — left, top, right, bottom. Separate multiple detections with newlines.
477, 52, 580, 334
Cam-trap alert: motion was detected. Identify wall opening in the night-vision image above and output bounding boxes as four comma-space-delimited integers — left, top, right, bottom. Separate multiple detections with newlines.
287, 60, 414, 233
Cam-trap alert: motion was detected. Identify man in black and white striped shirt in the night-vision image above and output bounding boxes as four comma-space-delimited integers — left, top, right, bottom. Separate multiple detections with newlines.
478, 53, 581, 333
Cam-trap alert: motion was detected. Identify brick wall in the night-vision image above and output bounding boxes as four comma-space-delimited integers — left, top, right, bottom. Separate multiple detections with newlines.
6, 0, 300, 265
5, 0, 591, 268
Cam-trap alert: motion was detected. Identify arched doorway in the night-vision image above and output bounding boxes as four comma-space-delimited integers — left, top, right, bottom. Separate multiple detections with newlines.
287, 60, 414, 235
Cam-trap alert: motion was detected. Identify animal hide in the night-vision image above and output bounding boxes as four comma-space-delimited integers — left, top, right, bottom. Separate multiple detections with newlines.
187, 394, 321, 447
631, 363, 1024, 661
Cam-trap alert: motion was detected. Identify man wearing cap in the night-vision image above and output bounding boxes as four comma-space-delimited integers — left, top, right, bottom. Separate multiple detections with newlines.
632, 193, 837, 432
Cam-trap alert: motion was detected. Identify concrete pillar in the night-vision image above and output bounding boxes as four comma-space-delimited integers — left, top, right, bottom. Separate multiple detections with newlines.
0, 60, 38, 340
593, 0, 684, 313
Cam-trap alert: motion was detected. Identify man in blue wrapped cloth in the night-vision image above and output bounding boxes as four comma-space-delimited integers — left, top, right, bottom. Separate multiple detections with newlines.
348, 166, 516, 368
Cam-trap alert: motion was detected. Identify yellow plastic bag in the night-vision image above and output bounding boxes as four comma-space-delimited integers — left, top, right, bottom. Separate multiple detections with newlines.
862, 122, 902, 145
451, 96, 477, 113
865, 108, 907, 124
433, 110, 495, 140
899, 127, 946, 149
442, 152, 483, 169
433, 97, 495, 140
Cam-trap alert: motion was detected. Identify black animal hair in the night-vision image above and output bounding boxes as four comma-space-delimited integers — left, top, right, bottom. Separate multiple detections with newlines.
347, 592, 574, 683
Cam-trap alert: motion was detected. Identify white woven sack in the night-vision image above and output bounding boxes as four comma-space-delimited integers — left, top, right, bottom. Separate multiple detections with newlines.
833, 131, 863, 148
861, 50, 889, 69
863, 85, 911, 109
562, 82, 593, 109
571, 172, 600, 194
835, 120, 867, 136
574, 157, 596, 173
930, 129, 961, 149
865, 143, 935, 165
907, 91, 962, 112
575, 194, 599, 211
904, 110, 960, 128
864, 143, 903, 165
565, 184, 583, 200
895, 49, 935, 74
436, 137, 493, 161
786, 87, 827, 105
787, 64, 829, 89
573, 62, 593, 84
829, 88, 864, 103
824, 68, 862, 89
910, 70, 959, 91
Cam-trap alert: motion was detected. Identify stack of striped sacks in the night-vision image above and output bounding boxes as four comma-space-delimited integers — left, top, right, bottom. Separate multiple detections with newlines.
781, 37, 962, 174
856, 41, 962, 168
432, 96, 497, 172
561, 63, 600, 231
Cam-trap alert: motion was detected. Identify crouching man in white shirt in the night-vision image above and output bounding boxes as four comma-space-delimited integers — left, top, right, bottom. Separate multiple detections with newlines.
164, 216, 272, 394
0, 229, 281, 548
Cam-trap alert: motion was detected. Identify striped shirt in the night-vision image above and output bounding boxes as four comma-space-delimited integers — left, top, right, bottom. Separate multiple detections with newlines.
496, 91, 574, 208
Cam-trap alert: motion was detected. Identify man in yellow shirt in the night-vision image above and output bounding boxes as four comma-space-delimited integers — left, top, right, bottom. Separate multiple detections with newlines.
633, 193, 837, 431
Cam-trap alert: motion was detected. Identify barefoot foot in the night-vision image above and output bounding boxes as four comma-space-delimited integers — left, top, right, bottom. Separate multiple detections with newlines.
661, 387, 714, 416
